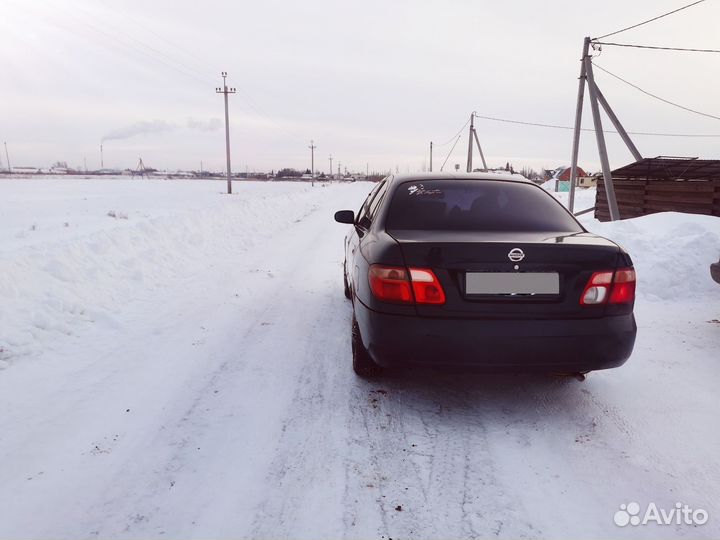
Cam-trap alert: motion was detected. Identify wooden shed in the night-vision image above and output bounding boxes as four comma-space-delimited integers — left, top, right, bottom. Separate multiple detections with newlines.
595, 157, 720, 221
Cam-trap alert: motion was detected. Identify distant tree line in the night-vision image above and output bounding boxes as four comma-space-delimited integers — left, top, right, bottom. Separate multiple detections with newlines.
276, 168, 302, 178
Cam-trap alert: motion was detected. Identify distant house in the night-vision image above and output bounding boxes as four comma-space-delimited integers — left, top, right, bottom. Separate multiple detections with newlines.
554, 166, 587, 181
577, 174, 597, 187
549, 166, 589, 192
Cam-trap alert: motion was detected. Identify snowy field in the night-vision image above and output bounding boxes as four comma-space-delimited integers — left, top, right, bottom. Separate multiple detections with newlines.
0, 176, 719, 539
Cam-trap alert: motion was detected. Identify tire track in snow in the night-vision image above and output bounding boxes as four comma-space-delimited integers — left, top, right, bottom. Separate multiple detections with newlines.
345, 372, 541, 538
0, 186, 355, 538
76, 199, 343, 537
247, 286, 353, 538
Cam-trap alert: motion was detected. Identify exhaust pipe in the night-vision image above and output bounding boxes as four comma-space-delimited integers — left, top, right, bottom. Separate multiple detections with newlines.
553, 372, 589, 382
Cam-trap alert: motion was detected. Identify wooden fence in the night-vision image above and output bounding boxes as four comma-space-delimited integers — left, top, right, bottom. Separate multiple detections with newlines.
595, 178, 720, 222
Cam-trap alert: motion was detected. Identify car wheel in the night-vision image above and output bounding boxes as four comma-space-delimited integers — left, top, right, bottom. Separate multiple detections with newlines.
352, 316, 382, 378
343, 264, 352, 299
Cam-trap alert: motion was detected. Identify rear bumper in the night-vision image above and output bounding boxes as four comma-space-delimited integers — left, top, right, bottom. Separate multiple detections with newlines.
711, 261, 720, 284
355, 301, 636, 372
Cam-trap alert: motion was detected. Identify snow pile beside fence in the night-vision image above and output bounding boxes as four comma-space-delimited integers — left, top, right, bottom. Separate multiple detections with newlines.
551, 187, 719, 302
585, 212, 720, 302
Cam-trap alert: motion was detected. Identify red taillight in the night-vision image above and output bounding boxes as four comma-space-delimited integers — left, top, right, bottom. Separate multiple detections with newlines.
580, 268, 636, 306
409, 268, 446, 304
609, 268, 636, 304
368, 265, 445, 305
580, 271, 613, 305
369, 265, 413, 303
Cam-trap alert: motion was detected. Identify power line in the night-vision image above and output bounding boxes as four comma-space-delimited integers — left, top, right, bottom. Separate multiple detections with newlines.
592, 62, 720, 122
433, 117, 471, 147
68, 3, 269, 119
593, 41, 720, 53
37, 1, 215, 86
474, 114, 576, 131
36, 0, 310, 147
439, 133, 463, 171
96, 0, 213, 73
473, 113, 720, 138
594, 0, 706, 40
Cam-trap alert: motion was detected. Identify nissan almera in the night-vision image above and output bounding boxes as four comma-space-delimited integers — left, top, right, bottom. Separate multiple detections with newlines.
334, 173, 637, 378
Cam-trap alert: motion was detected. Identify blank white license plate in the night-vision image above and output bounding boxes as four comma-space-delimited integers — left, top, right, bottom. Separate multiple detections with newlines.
466, 272, 559, 295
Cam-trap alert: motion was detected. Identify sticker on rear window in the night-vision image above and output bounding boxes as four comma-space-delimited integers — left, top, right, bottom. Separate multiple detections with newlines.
407, 184, 443, 197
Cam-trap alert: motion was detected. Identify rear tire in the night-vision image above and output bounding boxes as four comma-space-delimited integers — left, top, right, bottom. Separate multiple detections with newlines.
352, 317, 382, 378
343, 267, 352, 300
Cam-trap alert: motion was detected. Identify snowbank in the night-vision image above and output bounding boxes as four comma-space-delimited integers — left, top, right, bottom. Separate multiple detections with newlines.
539, 178, 558, 191
583, 212, 720, 302
0, 178, 368, 366
549, 187, 720, 301
545, 185, 597, 213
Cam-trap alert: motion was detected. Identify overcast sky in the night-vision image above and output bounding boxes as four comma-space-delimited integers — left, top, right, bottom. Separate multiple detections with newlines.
2, 0, 719, 174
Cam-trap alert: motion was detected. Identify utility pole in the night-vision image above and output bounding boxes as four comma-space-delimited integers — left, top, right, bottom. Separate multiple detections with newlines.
338, 162, 341, 180
329, 155, 333, 182
132, 157, 148, 180
466, 114, 474, 173
100, 143, 104, 169
4, 142, 11, 173
308, 140, 316, 186
567, 37, 638, 220
84, 156, 87, 173
429, 141, 433, 172
216, 72, 236, 194
584, 57, 619, 221
473, 128, 488, 172
567, 37, 590, 198
366, 163, 369, 179
466, 112, 488, 173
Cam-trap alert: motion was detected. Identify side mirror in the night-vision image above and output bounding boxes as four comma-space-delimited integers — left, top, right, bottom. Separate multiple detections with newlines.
334, 210, 355, 224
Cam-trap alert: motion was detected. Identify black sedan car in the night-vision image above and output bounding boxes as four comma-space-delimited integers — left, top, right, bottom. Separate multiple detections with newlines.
334, 173, 637, 377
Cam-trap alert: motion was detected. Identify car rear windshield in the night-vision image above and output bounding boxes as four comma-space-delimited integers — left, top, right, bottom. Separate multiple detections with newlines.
385, 180, 583, 232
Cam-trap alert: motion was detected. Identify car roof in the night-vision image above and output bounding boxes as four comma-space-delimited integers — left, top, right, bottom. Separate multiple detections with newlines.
388, 171, 532, 185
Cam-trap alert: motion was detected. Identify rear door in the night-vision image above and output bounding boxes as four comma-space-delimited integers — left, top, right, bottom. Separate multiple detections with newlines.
383, 179, 621, 318
347, 179, 389, 286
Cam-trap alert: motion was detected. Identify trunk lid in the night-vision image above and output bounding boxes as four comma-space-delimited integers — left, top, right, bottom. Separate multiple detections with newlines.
389, 230, 621, 319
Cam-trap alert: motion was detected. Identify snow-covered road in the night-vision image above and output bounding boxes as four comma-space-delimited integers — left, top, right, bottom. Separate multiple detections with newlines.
0, 178, 718, 538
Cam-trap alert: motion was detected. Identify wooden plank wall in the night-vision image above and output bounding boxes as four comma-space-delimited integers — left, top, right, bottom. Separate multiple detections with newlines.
595, 179, 720, 222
